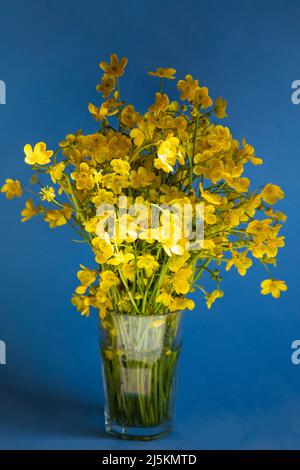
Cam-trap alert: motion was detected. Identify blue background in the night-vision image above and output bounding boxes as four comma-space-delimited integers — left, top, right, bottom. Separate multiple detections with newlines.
0, 0, 299, 450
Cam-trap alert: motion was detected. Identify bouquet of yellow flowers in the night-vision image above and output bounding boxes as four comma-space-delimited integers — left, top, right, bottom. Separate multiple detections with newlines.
2, 54, 287, 439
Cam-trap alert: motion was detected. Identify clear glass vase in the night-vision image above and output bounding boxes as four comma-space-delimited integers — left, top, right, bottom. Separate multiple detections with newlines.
99, 311, 183, 440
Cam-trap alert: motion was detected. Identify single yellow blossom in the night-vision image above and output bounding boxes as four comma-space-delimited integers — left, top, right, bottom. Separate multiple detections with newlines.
200, 183, 223, 205
208, 125, 232, 152
241, 139, 263, 165
108, 251, 134, 266
155, 135, 184, 173
71, 162, 95, 190
261, 184, 284, 205
137, 254, 159, 277
130, 167, 156, 188
169, 253, 190, 272
24, 142, 53, 165
88, 98, 119, 121
92, 189, 116, 206
215, 97, 228, 119
193, 86, 213, 108
71, 295, 90, 317
77, 265, 97, 286
96, 74, 116, 97
50, 162, 65, 183
177, 74, 199, 101
100, 270, 120, 291
204, 205, 217, 224
92, 237, 114, 264
148, 67, 176, 79
173, 268, 193, 294
260, 279, 287, 298
110, 158, 130, 175
1, 179, 22, 199
226, 251, 253, 276
99, 54, 128, 77
40, 186, 56, 202
44, 205, 72, 228
205, 290, 224, 309
130, 128, 145, 147
149, 92, 169, 113
21, 199, 37, 222
156, 293, 173, 307
228, 177, 250, 193
169, 297, 195, 312
83, 216, 102, 233
122, 263, 135, 282
265, 208, 287, 223
120, 105, 139, 128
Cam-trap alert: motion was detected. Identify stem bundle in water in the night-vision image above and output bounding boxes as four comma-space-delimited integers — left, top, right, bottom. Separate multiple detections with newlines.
99, 311, 182, 438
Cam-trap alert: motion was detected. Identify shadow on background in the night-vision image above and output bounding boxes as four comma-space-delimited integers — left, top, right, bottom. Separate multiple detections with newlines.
0, 375, 107, 441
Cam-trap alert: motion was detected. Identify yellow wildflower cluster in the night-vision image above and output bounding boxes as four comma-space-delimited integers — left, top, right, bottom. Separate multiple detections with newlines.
1, 54, 287, 316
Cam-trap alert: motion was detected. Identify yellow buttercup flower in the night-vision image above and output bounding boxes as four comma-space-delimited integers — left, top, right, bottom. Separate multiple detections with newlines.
96, 74, 116, 98
24, 142, 53, 165
71, 162, 95, 190
173, 268, 193, 295
205, 289, 224, 309
227, 177, 250, 193
215, 97, 228, 119
21, 199, 38, 222
120, 105, 139, 128
160, 238, 187, 257
260, 279, 287, 298
137, 255, 159, 277
177, 74, 199, 101
264, 236, 285, 258
1, 179, 22, 199
100, 270, 120, 291
154, 153, 173, 173
92, 189, 116, 206
149, 92, 169, 113
148, 67, 176, 80
208, 125, 232, 152
50, 162, 65, 183
108, 251, 134, 266
156, 293, 173, 307
92, 237, 114, 264
130, 128, 145, 147
261, 184, 284, 205
44, 205, 72, 228
168, 253, 190, 272
204, 205, 217, 225
77, 265, 97, 290
265, 208, 287, 222
99, 54, 128, 77
226, 251, 252, 276
103, 173, 129, 194
40, 186, 56, 202
83, 217, 101, 233
110, 158, 130, 175
241, 139, 263, 165
122, 263, 135, 282
71, 295, 91, 317
193, 86, 213, 108
130, 167, 156, 188
170, 297, 195, 312
88, 98, 119, 121
155, 135, 184, 173
200, 183, 223, 205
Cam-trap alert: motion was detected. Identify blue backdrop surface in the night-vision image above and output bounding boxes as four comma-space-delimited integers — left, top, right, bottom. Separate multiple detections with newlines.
0, 0, 299, 450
